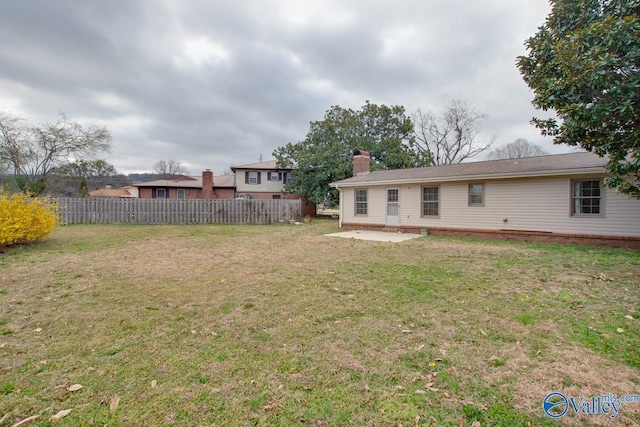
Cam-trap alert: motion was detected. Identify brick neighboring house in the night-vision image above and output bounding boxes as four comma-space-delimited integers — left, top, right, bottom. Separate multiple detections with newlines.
130, 160, 316, 216
135, 170, 235, 199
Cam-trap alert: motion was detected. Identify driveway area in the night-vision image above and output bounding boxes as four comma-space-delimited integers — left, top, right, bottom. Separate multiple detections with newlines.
325, 230, 422, 242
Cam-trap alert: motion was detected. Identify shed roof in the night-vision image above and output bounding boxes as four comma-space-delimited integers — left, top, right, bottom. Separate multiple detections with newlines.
331, 152, 608, 187
89, 187, 136, 198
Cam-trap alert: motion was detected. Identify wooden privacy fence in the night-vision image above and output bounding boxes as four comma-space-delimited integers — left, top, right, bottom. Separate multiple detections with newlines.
56, 198, 302, 225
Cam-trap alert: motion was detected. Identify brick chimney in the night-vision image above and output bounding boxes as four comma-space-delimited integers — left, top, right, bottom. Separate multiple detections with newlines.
201, 169, 214, 198
353, 149, 370, 176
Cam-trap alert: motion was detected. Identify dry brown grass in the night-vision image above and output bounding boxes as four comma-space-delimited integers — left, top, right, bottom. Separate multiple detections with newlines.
0, 220, 638, 426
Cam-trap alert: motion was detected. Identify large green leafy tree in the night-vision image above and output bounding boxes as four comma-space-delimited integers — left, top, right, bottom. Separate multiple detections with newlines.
273, 102, 430, 204
517, 0, 640, 197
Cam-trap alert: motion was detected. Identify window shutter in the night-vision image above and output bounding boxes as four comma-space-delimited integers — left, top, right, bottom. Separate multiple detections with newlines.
267, 172, 272, 181
257, 172, 261, 184
152, 188, 156, 198
245, 171, 249, 184
283, 172, 287, 184
278, 172, 282, 181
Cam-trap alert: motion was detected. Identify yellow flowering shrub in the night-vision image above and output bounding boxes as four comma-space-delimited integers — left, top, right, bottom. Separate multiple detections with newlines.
0, 191, 58, 247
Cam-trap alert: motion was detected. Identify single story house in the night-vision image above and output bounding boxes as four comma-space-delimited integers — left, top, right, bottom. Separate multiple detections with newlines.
330, 150, 640, 249
134, 170, 235, 200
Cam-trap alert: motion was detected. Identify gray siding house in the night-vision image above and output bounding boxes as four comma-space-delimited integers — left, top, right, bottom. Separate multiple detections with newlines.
330, 150, 640, 248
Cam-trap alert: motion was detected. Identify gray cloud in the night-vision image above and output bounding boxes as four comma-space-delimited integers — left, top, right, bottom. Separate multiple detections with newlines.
0, 0, 558, 175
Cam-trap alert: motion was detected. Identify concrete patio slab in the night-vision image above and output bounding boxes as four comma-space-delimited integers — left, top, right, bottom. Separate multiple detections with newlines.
325, 230, 422, 242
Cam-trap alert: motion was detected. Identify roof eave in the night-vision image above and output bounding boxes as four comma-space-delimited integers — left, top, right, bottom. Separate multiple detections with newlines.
330, 167, 606, 188
231, 166, 293, 171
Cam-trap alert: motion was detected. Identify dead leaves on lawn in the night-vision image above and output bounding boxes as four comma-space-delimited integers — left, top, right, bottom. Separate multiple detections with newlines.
66, 384, 83, 392
50, 409, 72, 420
5, 408, 72, 427
262, 399, 280, 414
10, 415, 41, 426
394, 370, 442, 396
109, 395, 120, 412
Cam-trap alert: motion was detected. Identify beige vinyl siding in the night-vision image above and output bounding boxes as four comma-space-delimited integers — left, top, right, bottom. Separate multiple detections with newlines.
341, 176, 640, 237
342, 187, 386, 224
234, 169, 286, 193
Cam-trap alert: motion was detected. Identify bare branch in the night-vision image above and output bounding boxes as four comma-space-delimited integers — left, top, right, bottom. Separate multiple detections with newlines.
153, 159, 189, 177
412, 100, 495, 165
0, 112, 112, 195
486, 138, 549, 160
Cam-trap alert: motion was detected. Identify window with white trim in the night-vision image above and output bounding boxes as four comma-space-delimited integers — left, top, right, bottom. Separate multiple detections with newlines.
247, 171, 259, 185
177, 189, 185, 199
469, 183, 484, 206
422, 186, 439, 217
355, 189, 368, 215
572, 180, 602, 215
269, 171, 279, 181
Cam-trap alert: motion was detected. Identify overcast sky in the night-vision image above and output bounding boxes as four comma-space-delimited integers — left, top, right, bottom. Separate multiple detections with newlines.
0, 0, 562, 176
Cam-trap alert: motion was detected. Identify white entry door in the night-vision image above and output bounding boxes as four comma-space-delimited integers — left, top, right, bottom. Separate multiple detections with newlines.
386, 188, 400, 226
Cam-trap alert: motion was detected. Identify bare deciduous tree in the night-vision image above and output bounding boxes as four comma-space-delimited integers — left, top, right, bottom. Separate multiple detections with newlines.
486, 138, 549, 160
153, 159, 189, 178
412, 100, 496, 165
0, 112, 112, 195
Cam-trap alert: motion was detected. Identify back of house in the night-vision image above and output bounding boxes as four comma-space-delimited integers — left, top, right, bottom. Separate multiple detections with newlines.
330, 151, 640, 249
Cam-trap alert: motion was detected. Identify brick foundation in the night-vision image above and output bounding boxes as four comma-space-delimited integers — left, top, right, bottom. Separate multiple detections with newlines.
340, 223, 640, 250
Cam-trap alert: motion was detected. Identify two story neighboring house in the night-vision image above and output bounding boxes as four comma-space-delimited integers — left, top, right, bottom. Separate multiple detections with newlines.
231, 160, 293, 200
231, 160, 316, 216
130, 160, 316, 216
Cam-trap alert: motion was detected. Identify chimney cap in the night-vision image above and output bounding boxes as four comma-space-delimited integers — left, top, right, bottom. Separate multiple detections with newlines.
353, 149, 370, 157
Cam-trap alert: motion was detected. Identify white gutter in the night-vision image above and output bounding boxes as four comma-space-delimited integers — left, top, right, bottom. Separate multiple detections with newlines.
331, 167, 606, 188
333, 183, 344, 227
330, 183, 344, 227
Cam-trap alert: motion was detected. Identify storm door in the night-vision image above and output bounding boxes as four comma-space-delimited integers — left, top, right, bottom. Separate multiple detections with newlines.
386, 188, 400, 226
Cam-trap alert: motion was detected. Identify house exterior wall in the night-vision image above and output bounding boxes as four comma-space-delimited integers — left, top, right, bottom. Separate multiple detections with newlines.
138, 187, 235, 199
234, 169, 288, 194
235, 192, 315, 216
214, 188, 236, 199
339, 176, 640, 238
138, 188, 153, 199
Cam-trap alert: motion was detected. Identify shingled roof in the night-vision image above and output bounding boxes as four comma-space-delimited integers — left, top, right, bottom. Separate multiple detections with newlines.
135, 175, 236, 188
331, 152, 608, 187
231, 160, 291, 171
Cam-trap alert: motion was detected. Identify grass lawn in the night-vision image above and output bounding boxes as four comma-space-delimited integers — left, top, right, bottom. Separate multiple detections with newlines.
1, 220, 639, 426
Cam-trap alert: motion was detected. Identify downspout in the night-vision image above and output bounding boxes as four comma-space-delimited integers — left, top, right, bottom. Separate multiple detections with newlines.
337, 185, 343, 228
